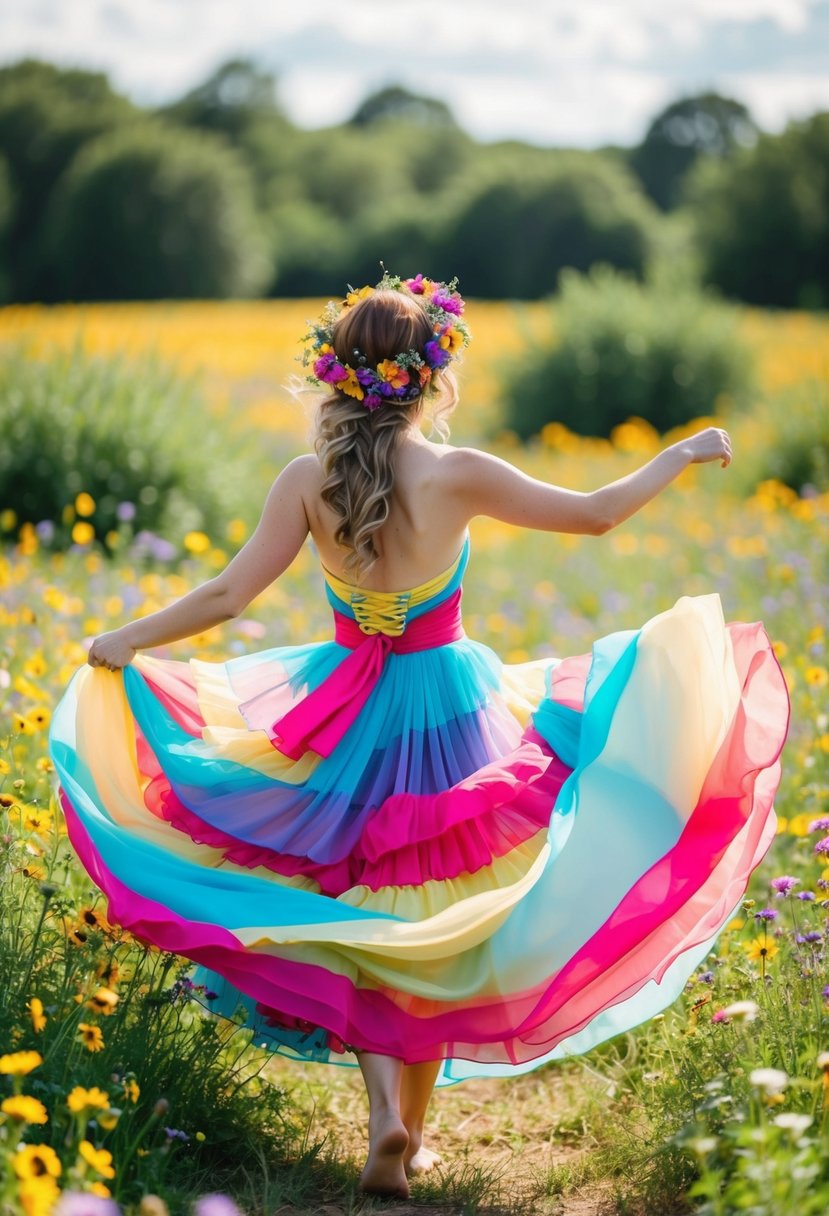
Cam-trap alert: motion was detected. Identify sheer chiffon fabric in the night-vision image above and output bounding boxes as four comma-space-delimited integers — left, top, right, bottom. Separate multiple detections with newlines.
50, 538, 789, 1083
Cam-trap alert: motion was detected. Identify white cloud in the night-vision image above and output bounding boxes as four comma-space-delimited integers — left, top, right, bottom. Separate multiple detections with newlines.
0, 0, 827, 143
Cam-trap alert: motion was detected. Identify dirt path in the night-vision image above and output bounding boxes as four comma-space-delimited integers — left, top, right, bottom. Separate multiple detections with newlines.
265, 1060, 617, 1215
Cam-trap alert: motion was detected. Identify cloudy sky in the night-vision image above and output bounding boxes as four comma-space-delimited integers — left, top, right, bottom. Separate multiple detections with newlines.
3, 0, 829, 146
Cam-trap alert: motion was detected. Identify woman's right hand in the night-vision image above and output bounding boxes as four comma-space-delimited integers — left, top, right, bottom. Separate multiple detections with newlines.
679, 427, 733, 468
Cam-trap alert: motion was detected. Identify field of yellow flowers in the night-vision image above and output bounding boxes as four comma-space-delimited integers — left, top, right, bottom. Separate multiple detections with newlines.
0, 299, 828, 1216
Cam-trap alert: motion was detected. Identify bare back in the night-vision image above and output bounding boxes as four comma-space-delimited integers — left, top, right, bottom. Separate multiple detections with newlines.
302, 431, 471, 591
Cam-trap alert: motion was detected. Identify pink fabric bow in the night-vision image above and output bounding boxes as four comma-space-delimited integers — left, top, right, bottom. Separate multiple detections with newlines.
271, 589, 464, 760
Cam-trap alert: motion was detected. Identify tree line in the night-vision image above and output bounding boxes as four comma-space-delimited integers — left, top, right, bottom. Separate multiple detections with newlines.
0, 57, 827, 307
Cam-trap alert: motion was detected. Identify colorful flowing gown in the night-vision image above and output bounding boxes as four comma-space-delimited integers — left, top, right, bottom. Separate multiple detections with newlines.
50, 537, 790, 1083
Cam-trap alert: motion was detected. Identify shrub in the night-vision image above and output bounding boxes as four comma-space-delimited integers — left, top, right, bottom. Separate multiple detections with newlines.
0, 343, 245, 549
40, 121, 272, 301
732, 380, 829, 495
500, 265, 754, 440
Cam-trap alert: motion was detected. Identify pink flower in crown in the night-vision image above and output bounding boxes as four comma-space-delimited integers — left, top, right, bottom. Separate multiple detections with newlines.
430, 289, 464, 316
405, 274, 434, 296
364, 393, 383, 411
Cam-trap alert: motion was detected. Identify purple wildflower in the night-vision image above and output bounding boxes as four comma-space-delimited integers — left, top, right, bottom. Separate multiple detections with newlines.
698, 970, 715, 984
796, 932, 823, 944
770, 876, 799, 896
754, 908, 779, 921
116, 501, 136, 522
823, 985, 829, 1000
164, 1126, 190, 1141
194, 1197, 243, 1216
35, 520, 55, 542
204, 989, 218, 1000
711, 1009, 728, 1023
797, 891, 816, 901
54, 1194, 120, 1216
809, 817, 829, 833
814, 837, 829, 856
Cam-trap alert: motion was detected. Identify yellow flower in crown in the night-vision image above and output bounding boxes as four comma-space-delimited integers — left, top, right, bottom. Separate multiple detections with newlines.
339, 368, 365, 400
377, 360, 410, 390
438, 326, 465, 355
345, 285, 374, 307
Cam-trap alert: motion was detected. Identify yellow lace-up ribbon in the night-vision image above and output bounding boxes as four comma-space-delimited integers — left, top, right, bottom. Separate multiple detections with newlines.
322, 547, 466, 637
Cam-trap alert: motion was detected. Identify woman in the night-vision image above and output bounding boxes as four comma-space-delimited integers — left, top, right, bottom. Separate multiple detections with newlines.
51, 273, 789, 1198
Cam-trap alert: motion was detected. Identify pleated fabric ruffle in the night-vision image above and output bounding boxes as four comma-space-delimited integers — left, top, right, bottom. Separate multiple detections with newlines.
50, 583, 789, 1084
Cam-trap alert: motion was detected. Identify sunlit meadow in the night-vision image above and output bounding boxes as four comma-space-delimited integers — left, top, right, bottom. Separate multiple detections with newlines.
0, 299, 828, 1215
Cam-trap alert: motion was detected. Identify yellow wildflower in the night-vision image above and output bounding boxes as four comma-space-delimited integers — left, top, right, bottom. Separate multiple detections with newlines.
87, 987, 119, 1016
90, 1182, 113, 1198
745, 936, 779, 963
0, 757, 10, 775
23, 654, 47, 678
18, 1176, 60, 1216
13, 1143, 62, 1179
805, 666, 828, 689
77, 1023, 105, 1052
71, 521, 95, 545
29, 707, 51, 730
13, 713, 35, 735
28, 998, 46, 1033
1, 1095, 48, 1123
0, 1050, 43, 1076
183, 531, 210, 554
75, 492, 96, 517
79, 1140, 116, 1179
122, 1077, 140, 1104
67, 1086, 110, 1115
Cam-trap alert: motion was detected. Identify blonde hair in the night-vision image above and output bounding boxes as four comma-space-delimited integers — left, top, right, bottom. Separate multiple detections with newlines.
313, 290, 457, 582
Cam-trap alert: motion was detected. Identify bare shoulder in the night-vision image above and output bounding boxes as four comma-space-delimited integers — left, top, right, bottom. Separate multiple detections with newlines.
432, 445, 508, 492
274, 453, 322, 495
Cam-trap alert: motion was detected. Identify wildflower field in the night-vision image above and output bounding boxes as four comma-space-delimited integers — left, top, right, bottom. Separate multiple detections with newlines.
0, 298, 828, 1216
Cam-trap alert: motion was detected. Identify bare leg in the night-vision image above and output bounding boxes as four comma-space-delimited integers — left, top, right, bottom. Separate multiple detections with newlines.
356, 1051, 410, 1197
400, 1059, 442, 1176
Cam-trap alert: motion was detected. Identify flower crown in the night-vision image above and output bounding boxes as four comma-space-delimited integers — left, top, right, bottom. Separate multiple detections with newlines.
301, 271, 470, 411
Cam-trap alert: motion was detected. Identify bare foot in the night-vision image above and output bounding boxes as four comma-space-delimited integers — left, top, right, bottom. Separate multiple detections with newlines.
360, 1110, 410, 1198
404, 1139, 443, 1176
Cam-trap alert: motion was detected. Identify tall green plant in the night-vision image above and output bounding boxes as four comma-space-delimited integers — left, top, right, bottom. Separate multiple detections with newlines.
0, 343, 244, 548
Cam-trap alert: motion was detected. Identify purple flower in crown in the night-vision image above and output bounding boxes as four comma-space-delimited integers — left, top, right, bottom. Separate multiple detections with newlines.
364, 393, 383, 411
405, 274, 427, 294
430, 289, 464, 315
424, 339, 451, 368
355, 367, 375, 386
315, 354, 348, 384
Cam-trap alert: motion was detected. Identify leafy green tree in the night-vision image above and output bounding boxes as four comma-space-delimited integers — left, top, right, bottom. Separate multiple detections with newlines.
41, 122, 272, 300
689, 112, 829, 307
448, 154, 658, 298
0, 59, 138, 298
349, 85, 457, 129
157, 58, 285, 142
0, 153, 13, 302
630, 92, 757, 211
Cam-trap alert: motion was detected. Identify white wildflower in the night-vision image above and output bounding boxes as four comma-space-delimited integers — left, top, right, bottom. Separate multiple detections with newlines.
749, 1067, 788, 1094
721, 1000, 759, 1022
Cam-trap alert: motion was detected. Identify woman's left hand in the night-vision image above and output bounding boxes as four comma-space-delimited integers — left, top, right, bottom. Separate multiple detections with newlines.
87, 629, 136, 671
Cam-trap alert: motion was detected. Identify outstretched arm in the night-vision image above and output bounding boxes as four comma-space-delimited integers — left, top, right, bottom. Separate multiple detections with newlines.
450, 427, 732, 535
88, 456, 313, 669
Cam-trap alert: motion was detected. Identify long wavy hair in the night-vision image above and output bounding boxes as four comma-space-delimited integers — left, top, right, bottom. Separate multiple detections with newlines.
314, 289, 458, 582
